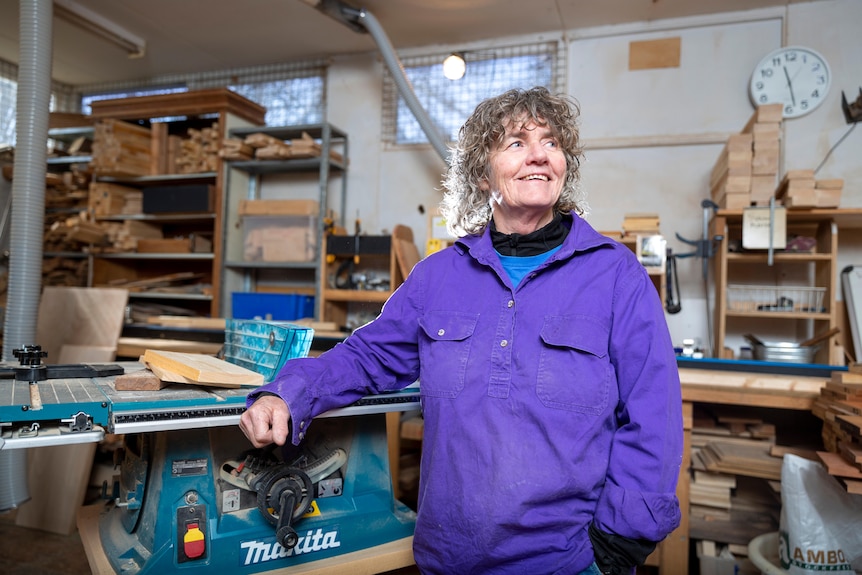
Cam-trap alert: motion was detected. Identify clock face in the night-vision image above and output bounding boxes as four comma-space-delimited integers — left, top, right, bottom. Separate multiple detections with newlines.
749, 46, 831, 118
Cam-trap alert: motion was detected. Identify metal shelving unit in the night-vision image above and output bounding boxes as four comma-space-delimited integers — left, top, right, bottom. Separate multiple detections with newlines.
220, 123, 348, 320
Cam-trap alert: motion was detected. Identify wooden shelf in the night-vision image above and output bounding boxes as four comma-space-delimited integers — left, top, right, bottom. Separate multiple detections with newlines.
711, 210, 850, 364
318, 225, 418, 328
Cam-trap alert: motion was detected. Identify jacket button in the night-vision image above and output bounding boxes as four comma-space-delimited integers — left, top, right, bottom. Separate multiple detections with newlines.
500, 340, 508, 347
507, 300, 514, 308
438, 329, 445, 336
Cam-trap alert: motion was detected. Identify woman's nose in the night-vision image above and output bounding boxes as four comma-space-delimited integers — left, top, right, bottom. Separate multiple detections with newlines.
526, 141, 548, 162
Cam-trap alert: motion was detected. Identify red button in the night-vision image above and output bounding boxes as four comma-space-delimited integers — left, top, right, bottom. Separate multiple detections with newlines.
183, 522, 205, 559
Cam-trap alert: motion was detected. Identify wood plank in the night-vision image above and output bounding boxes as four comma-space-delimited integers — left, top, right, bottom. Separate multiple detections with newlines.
817, 451, 862, 479
16, 443, 98, 535
141, 349, 263, 386
116, 337, 223, 358
143, 359, 200, 385
36, 287, 129, 364
114, 368, 168, 390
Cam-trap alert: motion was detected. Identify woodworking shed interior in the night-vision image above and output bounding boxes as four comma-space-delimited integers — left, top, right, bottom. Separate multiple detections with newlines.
0, 1, 861, 574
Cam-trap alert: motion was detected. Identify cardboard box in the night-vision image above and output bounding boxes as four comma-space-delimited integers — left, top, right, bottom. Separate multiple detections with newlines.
239, 200, 320, 262
242, 214, 318, 262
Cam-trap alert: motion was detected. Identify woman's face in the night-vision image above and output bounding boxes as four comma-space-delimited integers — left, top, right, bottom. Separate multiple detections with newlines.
483, 116, 566, 234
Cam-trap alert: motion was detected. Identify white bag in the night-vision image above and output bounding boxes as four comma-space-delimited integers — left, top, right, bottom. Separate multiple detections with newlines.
779, 454, 862, 574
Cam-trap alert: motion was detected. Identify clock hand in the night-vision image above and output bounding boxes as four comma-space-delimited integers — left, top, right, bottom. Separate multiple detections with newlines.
783, 66, 796, 107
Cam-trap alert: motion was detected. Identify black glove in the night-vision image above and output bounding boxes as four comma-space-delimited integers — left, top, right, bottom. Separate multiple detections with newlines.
588, 523, 657, 575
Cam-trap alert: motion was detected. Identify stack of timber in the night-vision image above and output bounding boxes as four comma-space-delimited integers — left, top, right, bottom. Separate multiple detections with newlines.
689, 406, 783, 545
775, 169, 816, 208
88, 181, 143, 216
812, 369, 862, 494
230, 131, 344, 163
219, 137, 254, 160
91, 119, 152, 177
621, 213, 660, 236
40, 163, 95, 287
175, 122, 221, 174
775, 169, 843, 209
709, 103, 782, 209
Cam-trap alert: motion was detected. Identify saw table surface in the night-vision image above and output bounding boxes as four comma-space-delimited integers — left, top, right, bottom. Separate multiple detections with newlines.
1, 361, 421, 447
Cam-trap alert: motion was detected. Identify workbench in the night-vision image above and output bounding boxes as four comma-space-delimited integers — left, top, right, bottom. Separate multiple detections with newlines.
646, 361, 829, 574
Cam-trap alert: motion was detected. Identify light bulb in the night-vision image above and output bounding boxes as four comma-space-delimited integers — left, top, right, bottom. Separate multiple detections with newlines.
443, 53, 466, 80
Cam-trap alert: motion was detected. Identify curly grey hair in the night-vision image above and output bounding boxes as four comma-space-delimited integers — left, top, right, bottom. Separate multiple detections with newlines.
440, 86, 587, 237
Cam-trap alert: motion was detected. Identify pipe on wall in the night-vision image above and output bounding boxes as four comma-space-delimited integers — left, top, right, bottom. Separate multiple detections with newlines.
0, 0, 52, 511
310, 1, 449, 164
4, 0, 50, 361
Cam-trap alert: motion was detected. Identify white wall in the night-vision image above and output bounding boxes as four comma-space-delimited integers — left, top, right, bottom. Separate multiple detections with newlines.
264, 0, 862, 355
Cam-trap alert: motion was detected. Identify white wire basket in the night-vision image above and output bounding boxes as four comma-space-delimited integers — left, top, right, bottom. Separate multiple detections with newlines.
726, 284, 826, 313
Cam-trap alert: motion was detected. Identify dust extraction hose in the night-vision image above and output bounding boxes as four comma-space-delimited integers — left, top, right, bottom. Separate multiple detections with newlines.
0, 0, 53, 511
305, 1, 449, 164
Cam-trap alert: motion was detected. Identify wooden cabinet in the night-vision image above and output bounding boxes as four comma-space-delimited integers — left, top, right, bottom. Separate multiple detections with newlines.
220, 124, 348, 320
710, 209, 861, 364
87, 88, 266, 317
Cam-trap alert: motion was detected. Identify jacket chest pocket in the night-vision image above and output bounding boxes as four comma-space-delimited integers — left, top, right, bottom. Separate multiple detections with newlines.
418, 312, 478, 398
537, 315, 611, 414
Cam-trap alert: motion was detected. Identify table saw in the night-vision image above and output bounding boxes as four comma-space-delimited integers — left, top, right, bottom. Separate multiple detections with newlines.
0, 348, 420, 573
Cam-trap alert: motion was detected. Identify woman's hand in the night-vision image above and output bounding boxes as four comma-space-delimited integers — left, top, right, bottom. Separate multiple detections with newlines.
239, 394, 291, 447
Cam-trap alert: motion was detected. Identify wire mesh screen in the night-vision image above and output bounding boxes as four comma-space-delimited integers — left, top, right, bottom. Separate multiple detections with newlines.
0, 58, 77, 146
78, 60, 327, 126
382, 41, 565, 146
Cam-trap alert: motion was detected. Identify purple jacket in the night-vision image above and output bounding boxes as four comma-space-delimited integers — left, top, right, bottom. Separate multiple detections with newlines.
250, 213, 683, 574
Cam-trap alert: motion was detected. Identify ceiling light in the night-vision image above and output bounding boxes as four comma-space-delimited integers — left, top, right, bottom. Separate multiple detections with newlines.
443, 53, 466, 81
53, 0, 146, 58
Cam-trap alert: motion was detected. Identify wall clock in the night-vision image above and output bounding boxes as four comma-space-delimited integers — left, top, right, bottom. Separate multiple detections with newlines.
749, 46, 831, 118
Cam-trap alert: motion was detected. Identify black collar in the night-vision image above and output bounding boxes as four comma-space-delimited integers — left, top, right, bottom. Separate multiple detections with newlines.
490, 213, 569, 256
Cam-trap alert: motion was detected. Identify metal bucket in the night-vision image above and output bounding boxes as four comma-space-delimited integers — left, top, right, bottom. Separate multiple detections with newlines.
752, 341, 819, 364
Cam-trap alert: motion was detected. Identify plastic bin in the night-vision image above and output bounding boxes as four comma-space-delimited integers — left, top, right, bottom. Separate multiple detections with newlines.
231, 292, 315, 321
223, 319, 314, 382
748, 532, 789, 575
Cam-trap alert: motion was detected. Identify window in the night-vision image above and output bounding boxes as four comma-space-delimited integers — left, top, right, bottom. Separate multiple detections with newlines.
229, 76, 324, 126
78, 60, 326, 127
0, 75, 16, 147
0, 59, 75, 147
383, 41, 565, 146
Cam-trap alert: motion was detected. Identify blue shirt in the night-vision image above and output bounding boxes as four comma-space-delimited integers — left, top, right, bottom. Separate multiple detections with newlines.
250, 213, 683, 574
498, 246, 561, 286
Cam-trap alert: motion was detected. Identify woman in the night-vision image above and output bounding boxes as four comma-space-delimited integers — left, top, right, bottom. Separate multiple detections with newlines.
240, 86, 683, 574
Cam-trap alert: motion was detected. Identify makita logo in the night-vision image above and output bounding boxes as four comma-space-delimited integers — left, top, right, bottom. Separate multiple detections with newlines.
240, 528, 341, 566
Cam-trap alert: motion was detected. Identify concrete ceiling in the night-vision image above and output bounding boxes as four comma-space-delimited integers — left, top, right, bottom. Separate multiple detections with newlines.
0, 0, 822, 87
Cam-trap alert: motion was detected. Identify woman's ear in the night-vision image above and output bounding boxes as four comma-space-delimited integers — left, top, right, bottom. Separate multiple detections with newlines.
478, 178, 489, 192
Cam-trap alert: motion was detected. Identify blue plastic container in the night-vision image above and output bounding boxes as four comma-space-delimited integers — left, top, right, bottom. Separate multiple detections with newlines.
231, 292, 315, 321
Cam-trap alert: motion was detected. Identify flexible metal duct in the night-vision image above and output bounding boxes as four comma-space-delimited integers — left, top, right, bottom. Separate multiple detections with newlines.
0, 0, 53, 511
4, 0, 50, 359
306, 1, 449, 163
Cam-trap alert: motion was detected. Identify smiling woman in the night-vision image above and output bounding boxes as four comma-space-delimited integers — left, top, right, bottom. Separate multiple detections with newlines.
240, 86, 683, 575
